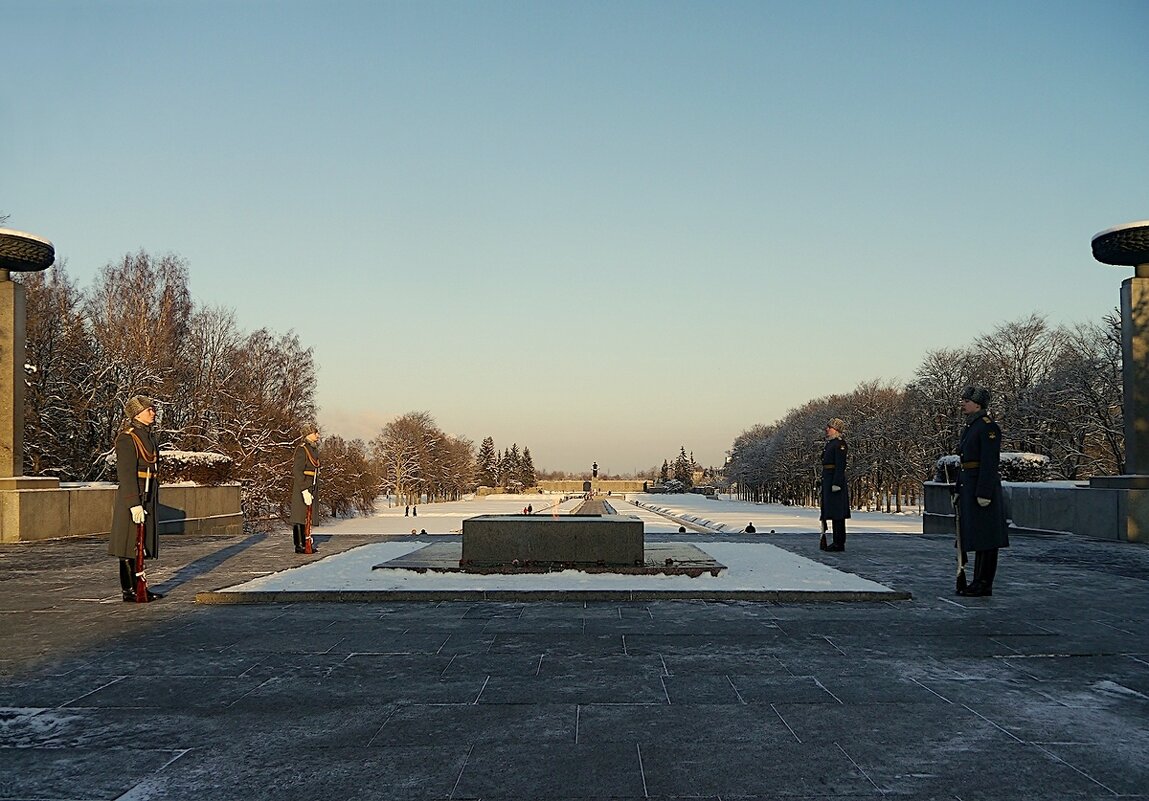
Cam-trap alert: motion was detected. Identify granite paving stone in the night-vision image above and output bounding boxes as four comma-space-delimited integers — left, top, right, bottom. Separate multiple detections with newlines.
452, 740, 646, 800
0, 745, 188, 799
656, 650, 792, 678
575, 702, 795, 745
727, 674, 841, 705
853, 739, 1114, 799
660, 672, 746, 703
2, 523, 1147, 800
128, 742, 471, 801
368, 702, 577, 746
1034, 741, 1149, 796
639, 739, 879, 797
479, 667, 670, 705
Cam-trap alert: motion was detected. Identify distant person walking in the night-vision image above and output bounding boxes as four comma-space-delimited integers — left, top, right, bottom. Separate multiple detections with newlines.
109, 395, 163, 602
291, 424, 320, 554
956, 386, 1009, 596
820, 417, 851, 552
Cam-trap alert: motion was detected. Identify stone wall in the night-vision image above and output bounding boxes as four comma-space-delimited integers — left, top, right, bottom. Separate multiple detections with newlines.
534, 480, 648, 494
0, 483, 243, 543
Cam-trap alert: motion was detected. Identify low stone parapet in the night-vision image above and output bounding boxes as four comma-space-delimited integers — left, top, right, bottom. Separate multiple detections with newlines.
923, 480, 1147, 543
0, 482, 243, 543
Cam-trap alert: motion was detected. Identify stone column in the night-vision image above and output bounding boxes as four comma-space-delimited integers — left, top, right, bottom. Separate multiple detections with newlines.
1119, 267, 1149, 475
0, 278, 27, 477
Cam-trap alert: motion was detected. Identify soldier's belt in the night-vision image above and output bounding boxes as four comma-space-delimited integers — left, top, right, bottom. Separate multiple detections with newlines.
823, 464, 836, 469
303, 470, 316, 476
961, 461, 980, 469
137, 471, 152, 479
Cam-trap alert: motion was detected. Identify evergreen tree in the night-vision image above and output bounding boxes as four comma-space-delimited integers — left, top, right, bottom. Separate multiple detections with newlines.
660, 460, 670, 482
519, 447, 537, 489
476, 436, 498, 487
495, 448, 507, 487
673, 446, 694, 486
503, 444, 522, 490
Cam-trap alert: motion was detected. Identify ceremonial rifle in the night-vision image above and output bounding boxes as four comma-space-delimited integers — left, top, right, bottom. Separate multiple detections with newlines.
303, 459, 317, 554
304, 502, 314, 554
942, 461, 967, 593
135, 462, 154, 602
135, 520, 150, 602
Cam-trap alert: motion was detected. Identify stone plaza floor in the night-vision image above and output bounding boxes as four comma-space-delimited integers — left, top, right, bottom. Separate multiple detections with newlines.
1, 494, 1147, 800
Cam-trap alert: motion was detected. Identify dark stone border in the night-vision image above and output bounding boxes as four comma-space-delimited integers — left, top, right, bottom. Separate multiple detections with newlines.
195, 588, 911, 604
379, 541, 726, 577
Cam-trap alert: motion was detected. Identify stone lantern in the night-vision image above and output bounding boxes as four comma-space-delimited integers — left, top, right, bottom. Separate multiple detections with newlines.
0, 228, 58, 489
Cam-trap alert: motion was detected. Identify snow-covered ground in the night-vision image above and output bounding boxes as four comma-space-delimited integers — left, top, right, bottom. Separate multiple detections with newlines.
310, 492, 923, 537
625, 492, 923, 535
213, 494, 917, 596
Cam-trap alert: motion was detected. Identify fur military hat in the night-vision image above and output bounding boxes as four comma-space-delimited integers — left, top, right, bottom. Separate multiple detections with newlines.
299, 421, 320, 438
827, 417, 846, 433
961, 385, 991, 408
124, 395, 155, 420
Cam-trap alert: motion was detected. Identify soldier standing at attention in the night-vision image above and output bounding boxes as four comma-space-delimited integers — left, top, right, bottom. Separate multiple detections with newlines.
291, 425, 320, 554
956, 386, 1009, 596
109, 395, 163, 602
820, 417, 851, 552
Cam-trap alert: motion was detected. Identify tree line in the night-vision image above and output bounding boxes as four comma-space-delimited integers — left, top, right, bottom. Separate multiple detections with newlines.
724, 313, 1123, 511
18, 250, 543, 527
474, 437, 537, 492
20, 252, 319, 525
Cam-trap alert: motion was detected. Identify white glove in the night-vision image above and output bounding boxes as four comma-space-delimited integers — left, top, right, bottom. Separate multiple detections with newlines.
832, 485, 841, 492
302, 489, 313, 506
130, 505, 146, 524
977, 497, 991, 507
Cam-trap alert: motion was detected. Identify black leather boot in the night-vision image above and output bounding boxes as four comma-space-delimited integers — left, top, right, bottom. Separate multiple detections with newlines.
959, 551, 995, 596
974, 549, 997, 595
120, 559, 135, 602
829, 520, 846, 551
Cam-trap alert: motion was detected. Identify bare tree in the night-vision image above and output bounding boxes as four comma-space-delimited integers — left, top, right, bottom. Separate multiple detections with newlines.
85, 251, 193, 457
213, 329, 316, 526
319, 436, 381, 517
372, 412, 435, 507
18, 264, 100, 477
724, 312, 1125, 508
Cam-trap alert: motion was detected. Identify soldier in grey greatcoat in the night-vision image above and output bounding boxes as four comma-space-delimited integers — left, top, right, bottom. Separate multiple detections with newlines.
108, 395, 163, 602
956, 385, 1009, 596
820, 417, 851, 551
290, 425, 320, 553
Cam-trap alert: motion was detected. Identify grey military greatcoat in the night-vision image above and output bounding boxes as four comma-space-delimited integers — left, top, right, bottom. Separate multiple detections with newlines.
290, 440, 320, 525
108, 422, 159, 560
819, 436, 851, 522
957, 413, 1010, 552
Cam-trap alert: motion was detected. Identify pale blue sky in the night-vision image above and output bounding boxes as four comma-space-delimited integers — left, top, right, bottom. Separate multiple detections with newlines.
4, 0, 1147, 473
